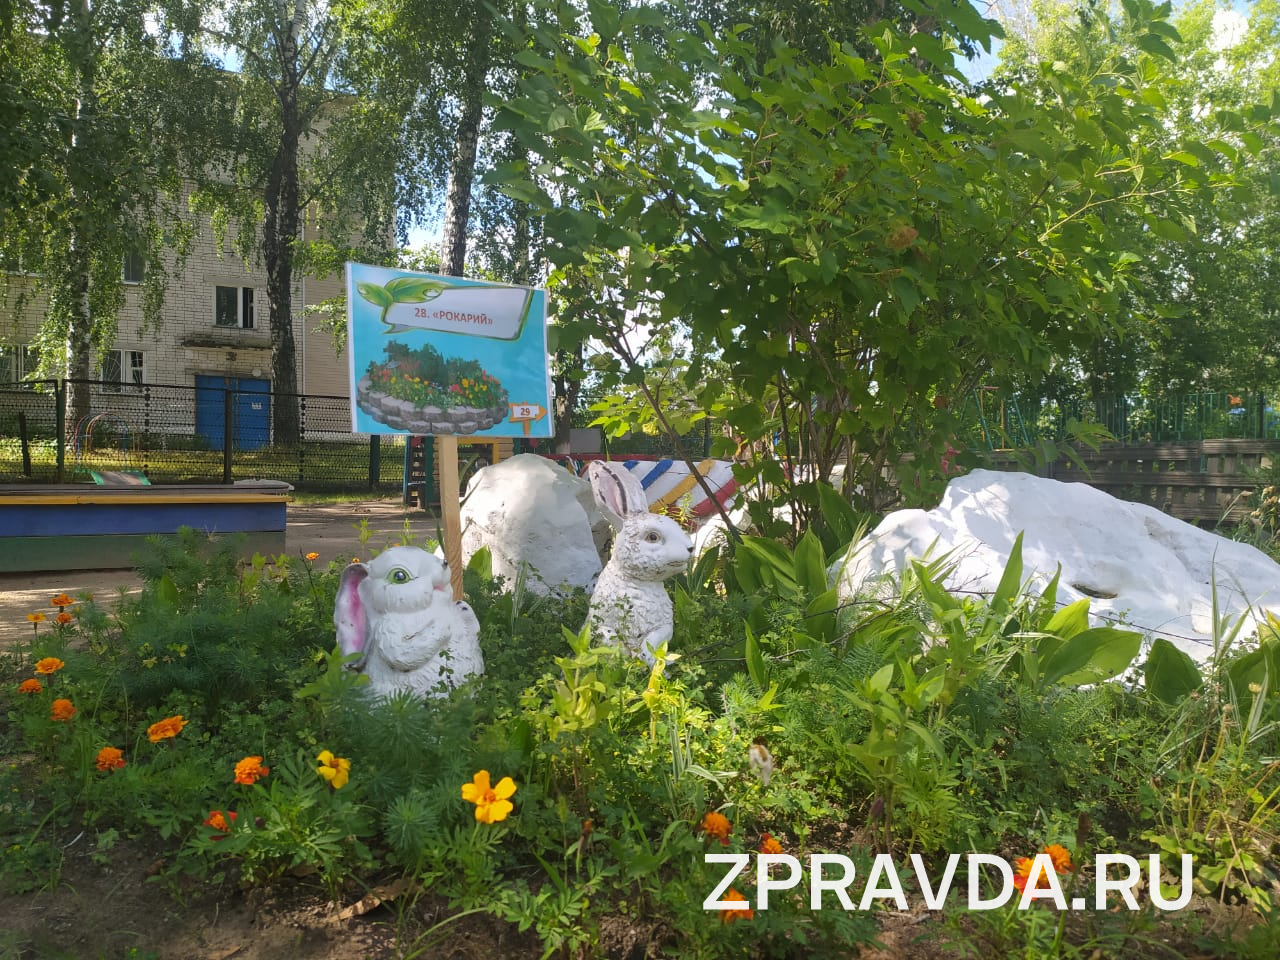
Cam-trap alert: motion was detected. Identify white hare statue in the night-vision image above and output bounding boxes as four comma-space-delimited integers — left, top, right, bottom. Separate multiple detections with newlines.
334, 546, 483, 699
586, 461, 695, 663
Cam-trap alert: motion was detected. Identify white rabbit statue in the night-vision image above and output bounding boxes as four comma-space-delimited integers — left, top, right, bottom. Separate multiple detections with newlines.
586, 461, 695, 663
334, 546, 483, 699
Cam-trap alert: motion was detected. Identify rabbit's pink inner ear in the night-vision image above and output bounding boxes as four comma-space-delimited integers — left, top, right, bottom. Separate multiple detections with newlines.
597, 461, 648, 516
334, 564, 369, 655
589, 462, 629, 522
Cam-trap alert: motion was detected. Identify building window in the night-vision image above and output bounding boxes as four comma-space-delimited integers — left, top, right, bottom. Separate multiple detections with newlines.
215, 285, 254, 329
102, 350, 145, 392
122, 249, 145, 284
0, 345, 39, 386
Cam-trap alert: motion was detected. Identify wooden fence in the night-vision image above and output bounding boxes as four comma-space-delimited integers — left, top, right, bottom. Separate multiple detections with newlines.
1024, 440, 1280, 525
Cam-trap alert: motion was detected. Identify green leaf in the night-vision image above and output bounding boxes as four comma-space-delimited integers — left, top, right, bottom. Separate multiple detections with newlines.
356, 282, 393, 308
792, 529, 828, 596
1144, 638, 1202, 704
868, 663, 895, 696
384, 277, 446, 302
1136, 34, 1177, 61
1044, 598, 1091, 639
154, 574, 179, 609
992, 531, 1024, 612
1042, 627, 1142, 687
805, 587, 840, 644
744, 625, 767, 689
1163, 150, 1199, 168
466, 545, 493, 581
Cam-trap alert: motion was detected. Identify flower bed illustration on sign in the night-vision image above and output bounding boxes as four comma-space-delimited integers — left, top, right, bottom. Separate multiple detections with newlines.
355, 341, 510, 434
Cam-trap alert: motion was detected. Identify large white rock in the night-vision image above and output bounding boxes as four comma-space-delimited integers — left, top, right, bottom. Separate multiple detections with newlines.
460, 454, 610, 594
832, 469, 1280, 662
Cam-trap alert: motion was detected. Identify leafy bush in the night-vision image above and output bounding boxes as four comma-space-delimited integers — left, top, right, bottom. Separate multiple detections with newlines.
4, 524, 1280, 956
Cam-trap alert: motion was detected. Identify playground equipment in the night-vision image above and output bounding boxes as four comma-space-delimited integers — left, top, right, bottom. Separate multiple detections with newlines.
965, 387, 1030, 451
0, 479, 292, 572
71, 411, 151, 485
403, 435, 512, 507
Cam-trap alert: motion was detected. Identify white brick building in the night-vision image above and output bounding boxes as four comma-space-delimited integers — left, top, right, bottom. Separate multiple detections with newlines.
1, 213, 352, 402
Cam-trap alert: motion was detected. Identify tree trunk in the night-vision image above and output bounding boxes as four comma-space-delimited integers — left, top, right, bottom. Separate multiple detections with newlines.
440, 21, 492, 277
264, 19, 303, 445
63, 0, 96, 432
553, 341, 583, 454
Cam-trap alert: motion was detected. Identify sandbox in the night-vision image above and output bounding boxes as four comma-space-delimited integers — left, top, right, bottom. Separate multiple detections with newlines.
0, 480, 292, 572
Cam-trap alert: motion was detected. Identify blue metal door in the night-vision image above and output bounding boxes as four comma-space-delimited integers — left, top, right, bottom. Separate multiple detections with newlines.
235, 378, 271, 450
195, 375, 272, 451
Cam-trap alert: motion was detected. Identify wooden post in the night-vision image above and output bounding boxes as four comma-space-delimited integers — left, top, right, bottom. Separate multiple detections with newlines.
437, 434, 464, 600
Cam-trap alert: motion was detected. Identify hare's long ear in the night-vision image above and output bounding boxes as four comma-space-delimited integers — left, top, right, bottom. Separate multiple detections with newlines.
588, 461, 648, 527
334, 562, 370, 660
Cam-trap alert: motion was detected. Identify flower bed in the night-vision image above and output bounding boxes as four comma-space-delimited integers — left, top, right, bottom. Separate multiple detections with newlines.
357, 342, 509, 434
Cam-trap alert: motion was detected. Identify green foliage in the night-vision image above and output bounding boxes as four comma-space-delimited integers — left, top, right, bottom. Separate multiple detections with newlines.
106, 531, 323, 716
497, 0, 1252, 525
4, 518, 1280, 955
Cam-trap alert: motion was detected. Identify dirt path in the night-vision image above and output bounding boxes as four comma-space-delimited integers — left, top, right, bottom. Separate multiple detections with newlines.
0, 498, 440, 649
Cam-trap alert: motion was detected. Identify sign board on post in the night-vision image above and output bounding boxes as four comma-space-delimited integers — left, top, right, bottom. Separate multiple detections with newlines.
346, 263, 553, 598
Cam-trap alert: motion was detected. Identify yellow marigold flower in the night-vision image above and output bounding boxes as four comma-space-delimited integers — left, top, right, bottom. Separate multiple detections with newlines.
50, 593, 75, 609
758, 833, 783, 855
34, 657, 64, 675
699, 811, 732, 846
51, 698, 76, 722
95, 747, 126, 772
55, 611, 74, 626
18, 678, 43, 695
147, 715, 187, 743
316, 749, 351, 790
27, 612, 46, 624
234, 756, 270, 785
720, 888, 754, 923
305, 552, 320, 561
461, 770, 516, 824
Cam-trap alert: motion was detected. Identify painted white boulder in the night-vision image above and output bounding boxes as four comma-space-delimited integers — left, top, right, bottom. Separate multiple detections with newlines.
460, 454, 611, 594
831, 469, 1280, 662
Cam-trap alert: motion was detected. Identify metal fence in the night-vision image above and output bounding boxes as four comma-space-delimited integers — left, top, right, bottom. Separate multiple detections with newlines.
0, 379, 405, 489
964, 390, 1280, 449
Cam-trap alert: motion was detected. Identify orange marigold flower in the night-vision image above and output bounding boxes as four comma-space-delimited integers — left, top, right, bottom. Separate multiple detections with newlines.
95, 747, 126, 772
234, 756, 270, 785
758, 833, 783, 855
460, 770, 517, 824
1012, 856, 1034, 893
204, 809, 237, 834
50, 698, 76, 722
34, 657, 64, 675
1013, 845, 1074, 894
147, 715, 187, 743
27, 612, 46, 624
55, 611, 74, 626
50, 593, 75, 609
721, 888, 754, 923
305, 552, 320, 561
18, 678, 43, 695
699, 811, 732, 846
1044, 844, 1073, 873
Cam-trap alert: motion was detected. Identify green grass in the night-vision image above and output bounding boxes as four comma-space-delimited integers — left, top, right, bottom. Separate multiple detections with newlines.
0, 436, 409, 491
